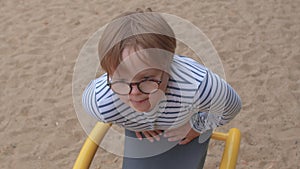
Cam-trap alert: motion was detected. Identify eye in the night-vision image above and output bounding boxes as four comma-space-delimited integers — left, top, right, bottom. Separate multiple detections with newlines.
142, 75, 158, 81
143, 76, 151, 79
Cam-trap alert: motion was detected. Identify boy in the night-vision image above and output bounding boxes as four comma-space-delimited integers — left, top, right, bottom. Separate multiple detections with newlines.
82, 8, 242, 169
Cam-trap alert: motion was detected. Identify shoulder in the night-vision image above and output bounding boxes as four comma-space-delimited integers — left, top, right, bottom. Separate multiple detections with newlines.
85, 73, 130, 122
173, 55, 207, 70
170, 55, 208, 84
93, 73, 119, 105
164, 55, 209, 102
84, 73, 116, 108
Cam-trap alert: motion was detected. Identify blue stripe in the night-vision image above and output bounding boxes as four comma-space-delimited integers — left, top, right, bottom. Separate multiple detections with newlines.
167, 85, 197, 91
103, 102, 128, 117
96, 87, 110, 99
105, 106, 132, 121
98, 100, 115, 108
168, 77, 189, 84
171, 66, 199, 83
155, 120, 176, 124
173, 59, 206, 80
170, 66, 189, 83
106, 92, 115, 99
195, 72, 209, 103
125, 122, 150, 129
160, 106, 182, 109
165, 92, 194, 99
101, 107, 117, 115
202, 73, 220, 109
163, 109, 187, 114
195, 73, 212, 107
104, 112, 120, 120
160, 99, 191, 104
175, 56, 207, 74
159, 115, 185, 119
211, 81, 227, 111
95, 79, 106, 89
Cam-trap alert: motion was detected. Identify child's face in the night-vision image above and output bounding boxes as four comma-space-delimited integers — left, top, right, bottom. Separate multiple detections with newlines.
110, 47, 170, 112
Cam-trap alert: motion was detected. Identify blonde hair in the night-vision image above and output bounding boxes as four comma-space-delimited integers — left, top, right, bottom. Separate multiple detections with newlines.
98, 8, 176, 75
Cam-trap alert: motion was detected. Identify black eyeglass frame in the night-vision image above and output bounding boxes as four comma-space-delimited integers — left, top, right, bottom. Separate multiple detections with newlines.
106, 72, 165, 95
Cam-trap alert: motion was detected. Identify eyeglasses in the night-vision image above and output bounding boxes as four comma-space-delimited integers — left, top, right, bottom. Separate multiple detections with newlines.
107, 72, 164, 95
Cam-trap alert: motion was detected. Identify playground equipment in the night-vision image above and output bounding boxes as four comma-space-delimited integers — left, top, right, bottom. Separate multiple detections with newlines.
73, 122, 241, 169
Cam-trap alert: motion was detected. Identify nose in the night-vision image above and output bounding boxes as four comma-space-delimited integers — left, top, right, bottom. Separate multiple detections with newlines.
130, 84, 141, 95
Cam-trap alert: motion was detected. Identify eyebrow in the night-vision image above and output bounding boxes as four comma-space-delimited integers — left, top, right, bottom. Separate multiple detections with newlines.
135, 70, 161, 77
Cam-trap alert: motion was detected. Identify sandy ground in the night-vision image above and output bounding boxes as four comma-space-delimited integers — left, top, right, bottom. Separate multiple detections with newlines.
0, 0, 299, 168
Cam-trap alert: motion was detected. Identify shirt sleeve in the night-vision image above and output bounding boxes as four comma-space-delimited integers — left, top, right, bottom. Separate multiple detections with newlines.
190, 69, 242, 133
82, 80, 106, 122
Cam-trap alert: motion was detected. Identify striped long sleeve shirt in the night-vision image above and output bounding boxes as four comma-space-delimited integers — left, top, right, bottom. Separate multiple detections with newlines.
82, 55, 242, 133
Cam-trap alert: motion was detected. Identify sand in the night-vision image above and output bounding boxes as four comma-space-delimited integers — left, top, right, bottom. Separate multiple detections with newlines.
0, 0, 299, 168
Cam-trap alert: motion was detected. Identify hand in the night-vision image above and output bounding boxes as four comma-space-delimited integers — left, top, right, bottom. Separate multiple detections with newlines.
135, 130, 163, 142
164, 122, 200, 145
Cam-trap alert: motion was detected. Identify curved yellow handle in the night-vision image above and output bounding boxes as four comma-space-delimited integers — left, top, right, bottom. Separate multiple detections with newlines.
73, 124, 241, 169
212, 128, 241, 169
73, 122, 112, 169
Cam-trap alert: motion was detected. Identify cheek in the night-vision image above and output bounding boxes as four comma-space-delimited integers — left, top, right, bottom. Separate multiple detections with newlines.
148, 89, 166, 107
118, 95, 129, 104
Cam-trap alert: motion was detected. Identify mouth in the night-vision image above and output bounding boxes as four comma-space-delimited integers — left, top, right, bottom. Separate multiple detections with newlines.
130, 98, 148, 104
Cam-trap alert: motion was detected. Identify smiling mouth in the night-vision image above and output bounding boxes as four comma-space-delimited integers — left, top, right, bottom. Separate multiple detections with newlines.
130, 98, 148, 104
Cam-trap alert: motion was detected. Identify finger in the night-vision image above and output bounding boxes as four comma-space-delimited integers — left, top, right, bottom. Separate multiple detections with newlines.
164, 130, 179, 138
135, 132, 143, 141
167, 135, 183, 142
142, 131, 154, 142
179, 137, 192, 145
155, 130, 163, 136
148, 131, 160, 141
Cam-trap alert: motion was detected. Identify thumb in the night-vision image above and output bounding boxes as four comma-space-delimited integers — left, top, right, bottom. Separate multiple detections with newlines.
179, 138, 192, 145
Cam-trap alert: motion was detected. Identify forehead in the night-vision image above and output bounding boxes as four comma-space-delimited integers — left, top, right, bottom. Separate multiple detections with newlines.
112, 66, 162, 81
122, 47, 136, 60
111, 47, 171, 80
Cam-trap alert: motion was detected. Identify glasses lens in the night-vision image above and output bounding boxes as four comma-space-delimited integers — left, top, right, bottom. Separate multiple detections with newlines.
139, 80, 159, 94
110, 82, 131, 95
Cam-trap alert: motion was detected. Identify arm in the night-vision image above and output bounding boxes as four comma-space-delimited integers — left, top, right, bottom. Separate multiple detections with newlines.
190, 70, 242, 133
82, 80, 106, 122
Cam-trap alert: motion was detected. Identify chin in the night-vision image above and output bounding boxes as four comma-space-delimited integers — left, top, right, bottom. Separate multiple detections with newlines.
131, 105, 151, 112
132, 102, 155, 112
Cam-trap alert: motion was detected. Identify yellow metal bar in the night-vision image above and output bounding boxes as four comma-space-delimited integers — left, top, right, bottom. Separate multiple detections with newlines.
73, 122, 112, 169
211, 131, 228, 141
73, 123, 241, 169
217, 128, 241, 169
